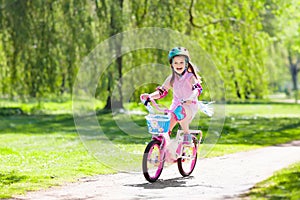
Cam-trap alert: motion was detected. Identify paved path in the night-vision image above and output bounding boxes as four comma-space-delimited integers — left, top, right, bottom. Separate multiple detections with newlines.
13, 141, 300, 200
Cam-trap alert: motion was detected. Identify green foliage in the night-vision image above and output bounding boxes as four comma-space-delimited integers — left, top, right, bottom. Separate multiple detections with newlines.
261, 0, 300, 100
0, 0, 100, 98
1, 0, 297, 102
189, 0, 271, 99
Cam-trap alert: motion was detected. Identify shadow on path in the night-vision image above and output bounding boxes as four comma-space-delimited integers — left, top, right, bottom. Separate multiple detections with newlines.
125, 176, 195, 189
125, 176, 223, 190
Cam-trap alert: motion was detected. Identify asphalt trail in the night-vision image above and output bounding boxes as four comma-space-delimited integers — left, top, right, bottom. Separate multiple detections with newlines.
13, 141, 300, 200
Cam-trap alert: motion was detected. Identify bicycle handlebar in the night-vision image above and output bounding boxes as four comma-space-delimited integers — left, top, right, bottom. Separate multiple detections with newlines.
140, 94, 196, 113
140, 95, 171, 113
140, 94, 215, 117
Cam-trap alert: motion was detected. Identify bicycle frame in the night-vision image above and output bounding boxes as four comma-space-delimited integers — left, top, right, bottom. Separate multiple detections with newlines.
141, 95, 202, 181
141, 96, 202, 162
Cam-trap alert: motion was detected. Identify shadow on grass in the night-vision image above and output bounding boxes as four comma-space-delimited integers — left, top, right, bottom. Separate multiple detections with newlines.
0, 114, 76, 135
218, 116, 300, 146
0, 172, 28, 185
0, 111, 149, 144
1, 111, 300, 146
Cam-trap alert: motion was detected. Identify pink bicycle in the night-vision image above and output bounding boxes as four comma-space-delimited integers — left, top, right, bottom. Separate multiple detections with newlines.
141, 96, 203, 182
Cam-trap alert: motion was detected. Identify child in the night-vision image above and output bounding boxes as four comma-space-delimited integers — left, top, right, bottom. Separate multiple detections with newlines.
141, 47, 202, 145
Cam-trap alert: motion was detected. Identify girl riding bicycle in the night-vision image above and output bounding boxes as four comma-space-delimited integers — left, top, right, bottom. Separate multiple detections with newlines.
141, 47, 203, 145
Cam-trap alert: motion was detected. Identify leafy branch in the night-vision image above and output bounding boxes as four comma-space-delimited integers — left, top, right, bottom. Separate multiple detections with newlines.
188, 0, 244, 29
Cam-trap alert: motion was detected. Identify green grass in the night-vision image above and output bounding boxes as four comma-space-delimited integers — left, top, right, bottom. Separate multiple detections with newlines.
0, 134, 113, 198
225, 103, 300, 118
0, 97, 105, 115
0, 115, 114, 199
0, 100, 300, 198
242, 162, 300, 199
202, 144, 261, 157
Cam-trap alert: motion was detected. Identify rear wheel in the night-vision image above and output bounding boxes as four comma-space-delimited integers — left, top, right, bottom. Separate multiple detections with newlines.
177, 141, 197, 177
142, 140, 165, 182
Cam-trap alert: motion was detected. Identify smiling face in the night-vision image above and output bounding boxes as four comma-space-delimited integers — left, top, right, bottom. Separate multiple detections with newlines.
172, 56, 187, 75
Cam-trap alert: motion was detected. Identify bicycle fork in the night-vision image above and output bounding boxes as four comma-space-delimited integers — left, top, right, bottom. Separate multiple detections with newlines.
176, 143, 183, 157
151, 135, 167, 162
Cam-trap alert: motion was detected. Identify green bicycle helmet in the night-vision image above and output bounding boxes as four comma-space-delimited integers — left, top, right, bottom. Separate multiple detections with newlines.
168, 47, 190, 64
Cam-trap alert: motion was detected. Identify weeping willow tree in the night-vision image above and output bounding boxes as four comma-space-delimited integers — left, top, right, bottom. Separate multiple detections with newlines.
187, 0, 270, 100
0, 0, 291, 104
0, 0, 97, 99
260, 0, 300, 102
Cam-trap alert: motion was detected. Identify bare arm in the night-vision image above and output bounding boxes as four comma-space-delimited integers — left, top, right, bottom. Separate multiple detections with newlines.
142, 75, 172, 100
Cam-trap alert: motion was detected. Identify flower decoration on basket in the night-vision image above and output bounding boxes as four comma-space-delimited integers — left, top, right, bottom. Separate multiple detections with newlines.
151, 120, 159, 129
145, 114, 171, 134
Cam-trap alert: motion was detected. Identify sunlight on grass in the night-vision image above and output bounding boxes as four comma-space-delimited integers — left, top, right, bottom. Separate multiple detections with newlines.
203, 144, 262, 158
0, 98, 105, 115
1, 100, 300, 198
0, 133, 115, 198
226, 104, 300, 118
243, 162, 300, 199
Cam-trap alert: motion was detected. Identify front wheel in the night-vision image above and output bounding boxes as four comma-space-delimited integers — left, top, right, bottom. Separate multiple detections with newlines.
142, 140, 165, 182
177, 142, 197, 177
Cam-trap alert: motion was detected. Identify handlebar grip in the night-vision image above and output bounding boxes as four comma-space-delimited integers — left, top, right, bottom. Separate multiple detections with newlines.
144, 97, 151, 106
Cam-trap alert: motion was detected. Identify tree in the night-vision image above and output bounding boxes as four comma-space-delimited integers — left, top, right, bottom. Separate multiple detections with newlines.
94, 0, 125, 110
0, 0, 278, 103
188, 0, 270, 100
262, 0, 300, 102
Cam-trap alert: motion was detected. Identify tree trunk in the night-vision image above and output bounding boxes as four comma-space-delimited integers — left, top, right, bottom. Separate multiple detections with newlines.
288, 51, 299, 103
116, 40, 123, 108
103, 0, 124, 110
104, 71, 113, 110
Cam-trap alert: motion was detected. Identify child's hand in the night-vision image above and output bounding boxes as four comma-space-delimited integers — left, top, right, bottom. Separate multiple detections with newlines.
184, 100, 193, 105
141, 93, 150, 100
181, 99, 193, 105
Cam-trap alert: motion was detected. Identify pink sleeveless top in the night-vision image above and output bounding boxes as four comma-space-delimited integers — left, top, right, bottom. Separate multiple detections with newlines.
170, 72, 198, 116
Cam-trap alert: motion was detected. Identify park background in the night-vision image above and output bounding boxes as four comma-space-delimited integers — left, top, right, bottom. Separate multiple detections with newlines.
0, 0, 299, 199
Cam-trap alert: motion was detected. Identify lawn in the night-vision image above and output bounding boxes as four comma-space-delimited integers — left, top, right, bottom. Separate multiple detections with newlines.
0, 99, 300, 198
242, 162, 300, 199
0, 115, 113, 199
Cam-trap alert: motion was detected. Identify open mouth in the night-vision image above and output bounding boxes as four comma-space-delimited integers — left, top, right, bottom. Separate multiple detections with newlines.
176, 67, 183, 71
